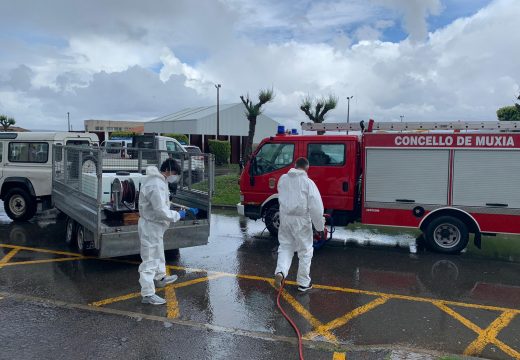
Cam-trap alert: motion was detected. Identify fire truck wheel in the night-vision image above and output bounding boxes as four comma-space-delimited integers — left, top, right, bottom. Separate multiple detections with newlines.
264, 205, 280, 237
425, 216, 469, 254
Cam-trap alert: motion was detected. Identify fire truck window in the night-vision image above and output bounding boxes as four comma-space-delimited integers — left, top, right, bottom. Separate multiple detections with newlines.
254, 143, 294, 175
307, 144, 345, 166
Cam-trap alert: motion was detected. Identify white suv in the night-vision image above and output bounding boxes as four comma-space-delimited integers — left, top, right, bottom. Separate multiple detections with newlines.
0, 132, 99, 221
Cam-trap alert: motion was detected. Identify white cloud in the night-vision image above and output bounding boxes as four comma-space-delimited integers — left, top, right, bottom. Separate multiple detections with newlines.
375, 0, 443, 41
0, 0, 518, 133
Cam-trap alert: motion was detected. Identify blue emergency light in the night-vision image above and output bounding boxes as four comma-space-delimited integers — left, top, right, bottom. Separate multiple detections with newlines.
277, 125, 285, 134
291, 129, 298, 135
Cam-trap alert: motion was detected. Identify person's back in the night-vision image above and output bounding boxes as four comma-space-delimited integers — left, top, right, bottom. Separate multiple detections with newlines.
274, 157, 324, 292
278, 169, 312, 218
139, 166, 170, 224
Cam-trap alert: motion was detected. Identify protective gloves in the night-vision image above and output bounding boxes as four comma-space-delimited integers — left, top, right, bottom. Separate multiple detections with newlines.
178, 209, 186, 219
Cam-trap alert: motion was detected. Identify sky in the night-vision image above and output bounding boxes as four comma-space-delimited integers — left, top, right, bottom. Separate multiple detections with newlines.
0, 0, 518, 131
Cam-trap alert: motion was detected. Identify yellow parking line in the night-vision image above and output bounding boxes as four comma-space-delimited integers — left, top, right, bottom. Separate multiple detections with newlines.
0, 244, 82, 258
2, 244, 519, 316
464, 310, 518, 357
0, 248, 20, 268
433, 301, 520, 359
333, 352, 346, 360
1, 257, 87, 267
306, 296, 389, 340
271, 284, 338, 343
91, 273, 229, 307
165, 268, 180, 319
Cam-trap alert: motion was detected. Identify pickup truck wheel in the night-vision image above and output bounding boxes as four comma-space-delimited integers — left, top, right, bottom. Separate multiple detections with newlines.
425, 216, 469, 254
264, 205, 280, 237
65, 217, 77, 245
4, 188, 37, 221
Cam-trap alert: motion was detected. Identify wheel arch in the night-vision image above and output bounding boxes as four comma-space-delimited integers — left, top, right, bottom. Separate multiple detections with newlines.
261, 194, 279, 217
1, 178, 36, 199
419, 207, 481, 234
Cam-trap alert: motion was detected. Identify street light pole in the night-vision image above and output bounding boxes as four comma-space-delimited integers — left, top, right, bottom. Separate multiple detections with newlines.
67, 112, 70, 132
400, 115, 404, 122
215, 84, 221, 138
346, 96, 353, 134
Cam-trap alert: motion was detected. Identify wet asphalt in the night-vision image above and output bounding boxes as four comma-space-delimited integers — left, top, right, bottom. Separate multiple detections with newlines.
0, 207, 519, 360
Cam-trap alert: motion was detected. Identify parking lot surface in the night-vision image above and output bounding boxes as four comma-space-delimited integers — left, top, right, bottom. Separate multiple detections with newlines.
0, 209, 519, 359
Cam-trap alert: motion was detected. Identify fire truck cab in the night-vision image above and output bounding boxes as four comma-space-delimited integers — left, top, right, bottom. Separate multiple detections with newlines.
238, 120, 520, 254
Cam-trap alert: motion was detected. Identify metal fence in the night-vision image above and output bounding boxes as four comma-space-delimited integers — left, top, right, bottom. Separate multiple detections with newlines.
52, 145, 214, 206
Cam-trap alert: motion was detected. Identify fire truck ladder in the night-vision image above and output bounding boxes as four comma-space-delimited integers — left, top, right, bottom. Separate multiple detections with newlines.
301, 120, 520, 132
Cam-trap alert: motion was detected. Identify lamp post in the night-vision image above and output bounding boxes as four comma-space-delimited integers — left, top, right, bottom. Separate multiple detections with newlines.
215, 84, 221, 138
346, 96, 353, 134
67, 112, 70, 132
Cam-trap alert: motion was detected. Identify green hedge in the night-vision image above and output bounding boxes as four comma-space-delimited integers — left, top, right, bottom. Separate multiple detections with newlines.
163, 133, 189, 144
208, 139, 230, 165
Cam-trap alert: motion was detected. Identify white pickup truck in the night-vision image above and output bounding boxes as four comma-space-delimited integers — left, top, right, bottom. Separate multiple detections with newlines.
102, 135, 205, 182
0, 132, 99, 221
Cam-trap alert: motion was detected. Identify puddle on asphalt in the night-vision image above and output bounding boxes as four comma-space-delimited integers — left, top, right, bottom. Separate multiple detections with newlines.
0, 204, 519, 264
212, 209, 520, 264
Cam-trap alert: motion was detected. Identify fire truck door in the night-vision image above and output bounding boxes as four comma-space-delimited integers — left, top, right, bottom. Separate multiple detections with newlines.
306, 141, 352, 211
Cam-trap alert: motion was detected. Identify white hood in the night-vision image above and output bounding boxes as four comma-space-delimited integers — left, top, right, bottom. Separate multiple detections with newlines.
145, 166, 164, 180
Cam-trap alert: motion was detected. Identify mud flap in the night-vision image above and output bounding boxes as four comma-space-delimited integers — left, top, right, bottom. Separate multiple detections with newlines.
474, 232, 482, 249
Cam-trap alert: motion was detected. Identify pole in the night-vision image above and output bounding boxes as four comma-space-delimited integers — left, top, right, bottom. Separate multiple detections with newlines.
400, 115, 404, 122
346, 96, 353, 134
67, 112, 70, 132
215, 84, 221, 138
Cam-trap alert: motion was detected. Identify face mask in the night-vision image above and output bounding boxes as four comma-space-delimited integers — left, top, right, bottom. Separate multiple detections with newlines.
167, 175, 180, 184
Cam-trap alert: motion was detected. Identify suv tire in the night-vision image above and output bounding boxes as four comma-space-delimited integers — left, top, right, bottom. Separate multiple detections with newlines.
4, 187, 37, 221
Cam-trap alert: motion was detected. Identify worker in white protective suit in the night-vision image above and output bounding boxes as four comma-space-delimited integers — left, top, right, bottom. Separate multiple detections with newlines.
274, 157, 324, 292
138, 158, 186, 305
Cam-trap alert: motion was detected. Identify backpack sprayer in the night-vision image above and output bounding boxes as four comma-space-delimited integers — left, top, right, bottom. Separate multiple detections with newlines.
313, 214, 335, 250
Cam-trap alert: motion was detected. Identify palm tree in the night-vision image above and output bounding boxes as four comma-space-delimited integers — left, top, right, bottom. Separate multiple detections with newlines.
240, 88, 275, 159
0, 115, 16, 131
300, 95, 338, 134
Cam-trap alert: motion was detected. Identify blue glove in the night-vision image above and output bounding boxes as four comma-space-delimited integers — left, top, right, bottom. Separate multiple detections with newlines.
178, 210, 186, 219
188, 207, 199, 215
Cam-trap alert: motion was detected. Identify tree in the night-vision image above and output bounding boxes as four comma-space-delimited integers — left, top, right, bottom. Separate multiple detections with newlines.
163, 133, 189, 145
240, 88, 275, 159
300, 95, 338, 134
497, 94, 520, 121
0, 114, 16, 131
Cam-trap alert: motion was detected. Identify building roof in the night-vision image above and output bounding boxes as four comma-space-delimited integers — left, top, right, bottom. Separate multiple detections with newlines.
149, 104, 239, 123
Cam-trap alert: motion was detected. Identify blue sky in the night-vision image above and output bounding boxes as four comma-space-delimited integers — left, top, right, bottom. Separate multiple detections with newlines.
0, 0, 518, 130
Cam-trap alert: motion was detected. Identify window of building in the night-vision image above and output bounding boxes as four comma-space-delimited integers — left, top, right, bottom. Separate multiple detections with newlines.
8, 142, 49, 163
307, 143, 345, 166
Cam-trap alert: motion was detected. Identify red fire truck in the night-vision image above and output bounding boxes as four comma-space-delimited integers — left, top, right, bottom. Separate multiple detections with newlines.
237, 120, 520, 254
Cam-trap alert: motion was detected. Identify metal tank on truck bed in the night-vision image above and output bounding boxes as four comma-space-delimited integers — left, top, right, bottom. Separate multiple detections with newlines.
52, 144, 215, 258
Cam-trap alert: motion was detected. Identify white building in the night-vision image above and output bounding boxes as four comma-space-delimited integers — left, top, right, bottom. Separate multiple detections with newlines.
145, 103, 279, 162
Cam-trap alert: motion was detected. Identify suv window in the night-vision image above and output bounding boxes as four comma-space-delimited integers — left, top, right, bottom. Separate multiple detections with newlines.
166, 141, 184, 153
106, 141, 123, 154
307, 143, 345, 166
8, 142, 49, 163
253, 143, 294, 175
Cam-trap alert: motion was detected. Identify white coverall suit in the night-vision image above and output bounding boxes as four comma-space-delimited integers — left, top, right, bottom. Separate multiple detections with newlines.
275, 168, 325, 287
138, 166, 181, 297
